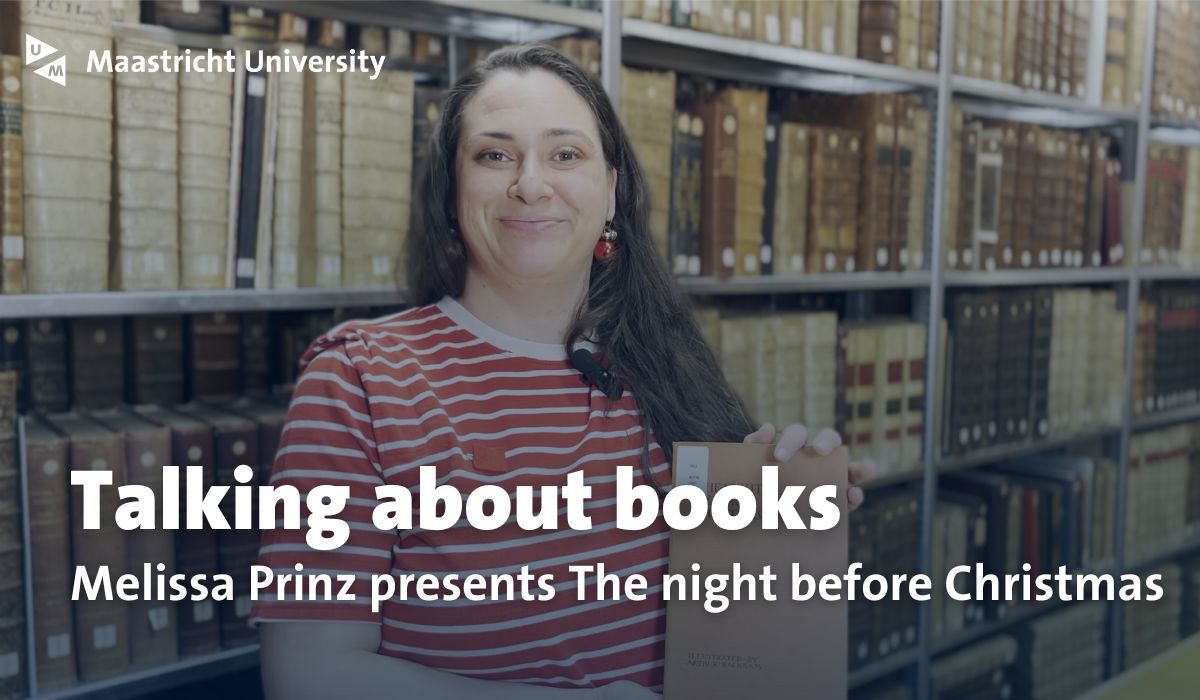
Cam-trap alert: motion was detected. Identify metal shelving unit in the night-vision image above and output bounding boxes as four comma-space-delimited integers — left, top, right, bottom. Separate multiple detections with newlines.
10, 0, 1200, 698
943, 267, 1133, 287
935, 426, 1123, 475
0, 289, 405, 319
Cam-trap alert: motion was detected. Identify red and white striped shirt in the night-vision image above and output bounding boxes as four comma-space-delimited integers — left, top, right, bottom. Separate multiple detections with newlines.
251, 296, 671, 690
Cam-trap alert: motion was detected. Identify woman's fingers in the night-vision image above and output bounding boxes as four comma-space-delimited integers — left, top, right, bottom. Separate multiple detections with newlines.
743, 423, 776, 444
848, 486, 865, 511
812, 427, 842, 456
849, 460, 877, 486
772, 423, 809, 461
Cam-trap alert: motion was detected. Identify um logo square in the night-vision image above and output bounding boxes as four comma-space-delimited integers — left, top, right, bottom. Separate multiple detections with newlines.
25, 34, 66, 87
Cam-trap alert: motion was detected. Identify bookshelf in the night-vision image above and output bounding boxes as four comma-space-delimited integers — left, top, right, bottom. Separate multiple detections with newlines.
5, 0, 1200, 698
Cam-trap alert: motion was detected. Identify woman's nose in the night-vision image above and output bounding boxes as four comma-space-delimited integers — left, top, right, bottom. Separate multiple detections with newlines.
508, 160, 554, 204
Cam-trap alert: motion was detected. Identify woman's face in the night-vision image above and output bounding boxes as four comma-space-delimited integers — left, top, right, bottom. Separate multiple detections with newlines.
455, 68, 617, 290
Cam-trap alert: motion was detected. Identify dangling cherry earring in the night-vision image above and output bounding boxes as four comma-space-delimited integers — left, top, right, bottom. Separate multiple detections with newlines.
594, 223, 618, 261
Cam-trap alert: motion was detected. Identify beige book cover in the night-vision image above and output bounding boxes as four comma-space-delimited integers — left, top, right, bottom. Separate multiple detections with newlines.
664, 442, 848, 699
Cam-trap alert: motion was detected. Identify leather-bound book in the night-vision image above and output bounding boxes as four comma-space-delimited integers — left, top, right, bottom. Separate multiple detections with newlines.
27, 319, 68, 412
42, 412, 129, 682
859, 1, 899, 65
973, 126, 1003, 271
891, 96, 917, 271
90, 407, 179, 670
143, 1, 225, 33
69, 317, 125, 410
0, 324, 23, 413
0, 54, 24, 294
996, 123, 1019, 269
1028, 289, 1053, 439
188, 312, 241, 402
699, 99, 738, 277
21, 415, 76, 691
1014, 124, 1039, 268
720, 87, 767, 276
173, 403, 259, 648
132, 404, 220, 658
127, 315, 185, 406
807, 126, 861, 273
240, 312, 271, 397
669, 105, 704, 277
772, 122, 809, 277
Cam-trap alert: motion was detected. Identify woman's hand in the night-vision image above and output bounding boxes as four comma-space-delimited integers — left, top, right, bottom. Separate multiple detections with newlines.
743, 423, 877, 512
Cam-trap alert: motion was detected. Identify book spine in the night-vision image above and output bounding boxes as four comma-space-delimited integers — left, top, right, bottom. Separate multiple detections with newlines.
700, 99, 738, 277
0, 55, 23, 294
760, 111, 781, 276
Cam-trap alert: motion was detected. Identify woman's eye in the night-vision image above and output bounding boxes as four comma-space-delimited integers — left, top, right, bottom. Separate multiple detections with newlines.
554, 148, 583, 162
479, 151, 509, 163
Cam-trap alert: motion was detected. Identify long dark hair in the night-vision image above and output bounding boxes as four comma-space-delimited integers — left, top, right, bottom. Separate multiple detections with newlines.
406, 44, 756, 470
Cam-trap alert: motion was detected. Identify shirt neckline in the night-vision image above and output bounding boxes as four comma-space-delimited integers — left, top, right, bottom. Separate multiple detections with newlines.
436, 296, 597, 362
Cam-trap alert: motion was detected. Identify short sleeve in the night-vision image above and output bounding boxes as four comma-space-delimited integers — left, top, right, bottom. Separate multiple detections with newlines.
250, 333, 396, 625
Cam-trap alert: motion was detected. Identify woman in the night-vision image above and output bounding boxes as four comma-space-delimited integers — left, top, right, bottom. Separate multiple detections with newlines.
253, 44, 874, 699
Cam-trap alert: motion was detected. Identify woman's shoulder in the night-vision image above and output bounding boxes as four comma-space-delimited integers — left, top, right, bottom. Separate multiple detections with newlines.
299, 300, 455, 372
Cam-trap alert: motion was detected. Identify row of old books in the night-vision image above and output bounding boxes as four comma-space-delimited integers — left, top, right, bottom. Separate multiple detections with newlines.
0, 310, 347, 415
21, 400, 285, 691
1126, 424, 1200, 568
1133, 284, 1200, 417
622, 1, 941, 72
1142, 144, 1200, 269
0, 373, 23, 700
941, 288, 1125, 458
1151, 0, 1200, 121
944, 110, 1125, 271
848, 485, 920, 672
932, 453, 1120, 644
954, 0, 1091, 99
0, 1, 422, 293
695, 307, 926, 476
641, 79, 934, 277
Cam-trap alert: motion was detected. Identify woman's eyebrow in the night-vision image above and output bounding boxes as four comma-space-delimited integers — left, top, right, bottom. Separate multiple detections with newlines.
471, 129, 596, 145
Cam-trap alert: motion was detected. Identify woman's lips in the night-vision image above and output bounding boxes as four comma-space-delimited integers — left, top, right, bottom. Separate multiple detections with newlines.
499, 218, 564, 233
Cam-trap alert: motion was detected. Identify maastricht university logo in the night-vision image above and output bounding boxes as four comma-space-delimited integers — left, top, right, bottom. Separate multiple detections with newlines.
25, 34, 66, 87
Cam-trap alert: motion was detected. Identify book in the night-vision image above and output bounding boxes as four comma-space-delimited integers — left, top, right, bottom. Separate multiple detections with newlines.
188, 312, 241, 401
341, 69, 414, 288
669, 105, 704, 277
13, 0, 114, 292
664, 443, 848, 699
126, 315, 185, 406
143, 1, 225, 33
271, 44, 305, 289
90, 407, 180, 670
27, 318, 68, 412
132, 404, 221, 658
721, 87, 767, 276
178, 68, 233, 289
69, 317, 125, 410
21, 414, 75, 690
699, 98, 737, 277
622, 69, 677, 262
299, 71, 342, 287
233, 62, 267, 290
0, 55, 23, 294
112, 39, 180, 291
43, 412, 130, 682
772, 122, 809, 276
